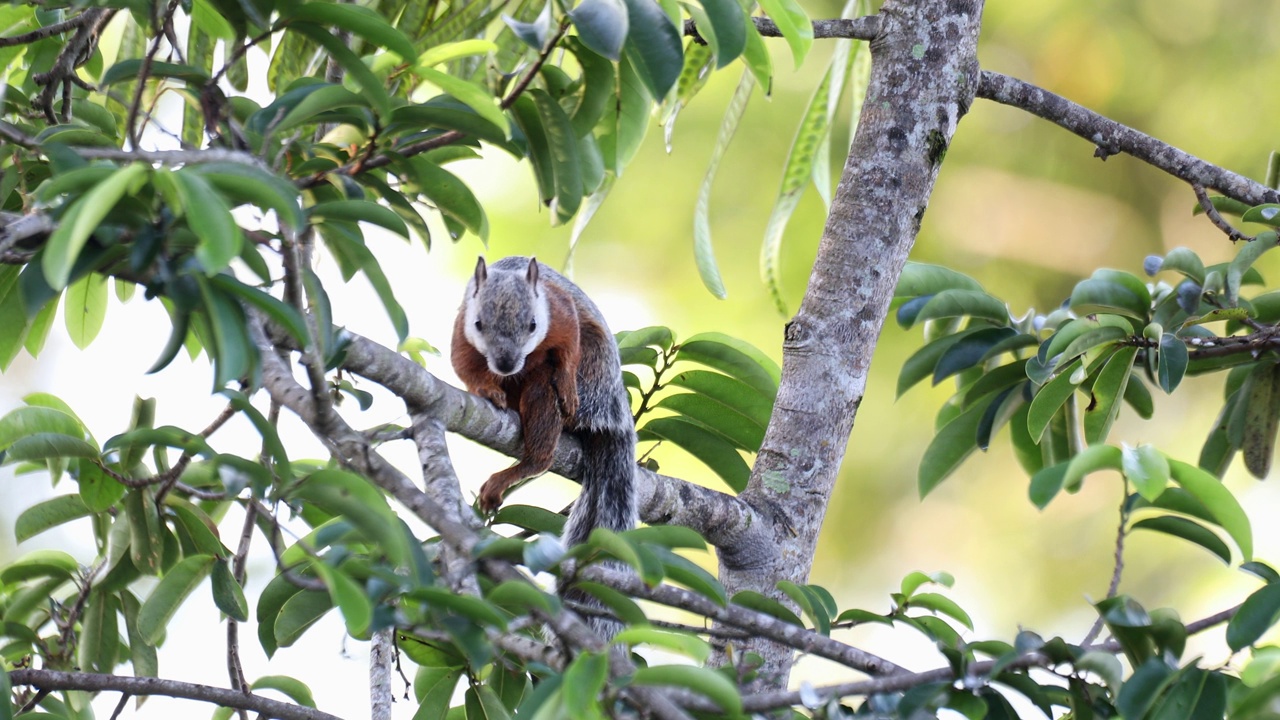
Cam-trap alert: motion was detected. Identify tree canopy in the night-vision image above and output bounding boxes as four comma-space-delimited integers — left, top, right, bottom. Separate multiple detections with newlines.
4, 0, 1280, 718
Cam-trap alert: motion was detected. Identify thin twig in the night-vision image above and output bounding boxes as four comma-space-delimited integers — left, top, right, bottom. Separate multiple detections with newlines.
107, 692, 130, 720
126, 0, 181, 148
8, 670, 342, 720
0, 12, 93, 47
978, 71, 1280, 208
1081, 488, 1128, 646
1193, 184, 1254, 243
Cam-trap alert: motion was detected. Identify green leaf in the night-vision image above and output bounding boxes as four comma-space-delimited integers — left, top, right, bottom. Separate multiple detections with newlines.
901, 570, 955, 597
1228, 231, 1280, 304
530, 89, 583, 225
913, 289, 1009, 327
933, 327, 1017, 385
63, 272, 108, 350
918, 394, 996, 497
251, 676, 317, 708
307, 199, 410, 240
1062, 443, 1123, 494
656, 393, 763, 451
491, 504, 567, 535
126, 490, 165, 575
692, 70, 753, 299
414, 66, 509, 136
1122, 443, 1170, 502
0, 549, 79, 584
1169, 459, 1252, 561
694, 0, 746, 67
510, 94, 555, 206
1241, 361, 1280, 479
1156, 332, 1189, 394
1131, 516, 1230, 564
562, 652, 609, 717
896, 262, 983, 297
572, 580, 649, 626
738, 8, 772, 92
615, 627, 713, 662
1084, 346, 1137, 445
1028, 461, 1069, 509
1116, 659, 1176, 720
1152, 247, 1206, 284
195, 275, 253, 387
287, 2, 415, 60
760, 63, 833, 313
100, 59, 211, 86
906, 592, 974, 630
621, 0, 683, 98
138, 554, 217, 645
313, 562, 372, 637
614, 54, 654, 169
632, 666, 741, 713
5, 432, 99, 461
413, 667, 462, 718
121, 591, 158, 678
274, 590, 334, 648
211, 559, 250, 621
1070, 276, 1150, 320
651, 546, 726, 605
290, 469, 411, 567
43, 163, 148, 289
1244, 204, 1280, 226
405, 158, 489, 241
731, 589, 802, 626
1027, 358, 1082, 442
570, 0, 629, 61
291, 22, 391, 118
14, 494, 92, 542
623, 524, 707, 550
78, 590, 119, 673
756, 0, 812, 67
173, 170, 242, 273
676, 332, 780, 398
209, 274, 309, 346
261, 84, 368, 134
668, 370, 773, 429
189, 162, 304, 233
1228, 582, 1280, 652
638, 416, 750, 492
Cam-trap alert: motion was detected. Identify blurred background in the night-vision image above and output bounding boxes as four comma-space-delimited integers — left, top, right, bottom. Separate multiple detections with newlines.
5, 0, 1280, 715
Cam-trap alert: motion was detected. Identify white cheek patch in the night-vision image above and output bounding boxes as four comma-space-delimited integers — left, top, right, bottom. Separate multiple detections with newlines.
462, 294, 487, 354
521, 295, 551, 355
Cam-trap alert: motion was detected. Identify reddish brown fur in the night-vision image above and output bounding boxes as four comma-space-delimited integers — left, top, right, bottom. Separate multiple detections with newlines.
451, 279, 582, 511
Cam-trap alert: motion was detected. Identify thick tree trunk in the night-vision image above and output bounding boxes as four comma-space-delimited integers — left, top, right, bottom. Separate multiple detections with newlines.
717, 0, 986, 685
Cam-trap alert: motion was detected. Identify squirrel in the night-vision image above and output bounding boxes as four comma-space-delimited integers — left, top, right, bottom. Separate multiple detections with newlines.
451, 256, 638, 556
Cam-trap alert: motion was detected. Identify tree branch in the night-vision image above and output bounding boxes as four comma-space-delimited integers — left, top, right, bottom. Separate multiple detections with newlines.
977, 71, 1280, 207
8, 670, 342, 720
310, 325, 773, 558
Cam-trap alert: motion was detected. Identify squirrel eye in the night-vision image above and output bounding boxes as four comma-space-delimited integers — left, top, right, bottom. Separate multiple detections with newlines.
529, 320, 537, 332
474, 320, 483, 331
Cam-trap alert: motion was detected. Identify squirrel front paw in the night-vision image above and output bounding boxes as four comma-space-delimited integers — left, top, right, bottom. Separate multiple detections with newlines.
477, 387, 508, 410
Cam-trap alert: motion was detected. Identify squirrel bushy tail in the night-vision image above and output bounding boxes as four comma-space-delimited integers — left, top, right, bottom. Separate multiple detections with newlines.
563, 427, 638, 545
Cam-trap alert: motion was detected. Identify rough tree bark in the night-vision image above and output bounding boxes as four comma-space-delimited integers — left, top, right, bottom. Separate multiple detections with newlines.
720, 0, 987, 684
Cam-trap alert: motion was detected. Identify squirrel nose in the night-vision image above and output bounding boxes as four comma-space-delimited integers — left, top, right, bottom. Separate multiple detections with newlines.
493, 356, 519, 375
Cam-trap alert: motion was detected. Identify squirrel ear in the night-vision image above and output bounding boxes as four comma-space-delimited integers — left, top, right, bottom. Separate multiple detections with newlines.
473, 257, 488, 288
526, 257, 540, 289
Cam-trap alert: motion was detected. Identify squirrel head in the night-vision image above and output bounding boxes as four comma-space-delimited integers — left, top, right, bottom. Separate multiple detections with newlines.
463, 257, 551, 376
